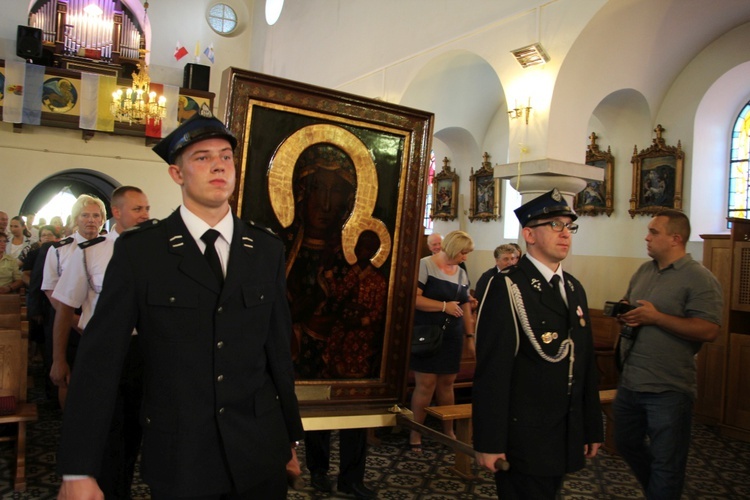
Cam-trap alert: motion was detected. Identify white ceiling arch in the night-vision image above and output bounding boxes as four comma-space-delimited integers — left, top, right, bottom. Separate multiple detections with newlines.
400, 49, 505, 154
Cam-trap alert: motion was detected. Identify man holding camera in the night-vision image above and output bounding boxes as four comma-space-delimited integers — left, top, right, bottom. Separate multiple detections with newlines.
614, 209, 722, 500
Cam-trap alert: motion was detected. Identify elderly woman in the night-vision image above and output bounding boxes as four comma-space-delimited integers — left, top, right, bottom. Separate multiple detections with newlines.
0, 232, 23, 294
409, 230, 474, 452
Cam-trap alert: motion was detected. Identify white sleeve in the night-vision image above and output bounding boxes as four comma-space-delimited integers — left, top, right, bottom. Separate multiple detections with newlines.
52, 250, 88, 308
41, 246, 60, 291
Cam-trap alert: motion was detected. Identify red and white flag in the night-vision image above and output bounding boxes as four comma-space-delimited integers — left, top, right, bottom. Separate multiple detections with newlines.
174, 41, 188, 61
145, 83, 179, 138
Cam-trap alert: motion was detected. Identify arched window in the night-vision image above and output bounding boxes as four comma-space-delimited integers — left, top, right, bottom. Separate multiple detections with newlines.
729, 102, 750, 221
20, 169, 120, 228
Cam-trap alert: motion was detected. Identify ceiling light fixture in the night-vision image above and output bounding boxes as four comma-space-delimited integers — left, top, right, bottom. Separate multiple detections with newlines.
111, 50, 166, 125
510, 43, 550, 68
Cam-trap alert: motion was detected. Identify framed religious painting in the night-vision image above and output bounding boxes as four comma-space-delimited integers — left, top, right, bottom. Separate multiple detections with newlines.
430, 157, 459, 221
629, 124, 684, 217
575, 132, 614, 216
468, 152, 500, 222
220, 68, 434, 411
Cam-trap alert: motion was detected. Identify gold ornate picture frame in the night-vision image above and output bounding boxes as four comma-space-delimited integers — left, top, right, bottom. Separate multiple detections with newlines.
575, 132, 614, 216
220, 68, 434, 410
469, 152, 500, 222
629, 124, 684, 217
430, 157, 459, 221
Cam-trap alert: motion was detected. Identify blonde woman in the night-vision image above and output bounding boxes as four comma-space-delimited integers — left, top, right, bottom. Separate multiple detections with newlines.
409, 230, 475, 452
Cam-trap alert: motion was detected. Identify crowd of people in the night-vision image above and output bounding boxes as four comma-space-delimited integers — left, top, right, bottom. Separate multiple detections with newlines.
1, 114, 723, 500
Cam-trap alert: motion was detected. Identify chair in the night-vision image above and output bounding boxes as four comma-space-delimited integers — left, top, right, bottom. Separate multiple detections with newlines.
0, 294, 22, 329
0, 328, 38, 492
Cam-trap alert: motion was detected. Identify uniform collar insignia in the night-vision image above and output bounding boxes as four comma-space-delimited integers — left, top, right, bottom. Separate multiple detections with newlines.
169, 234, 184, 248
530, 277, 542, 292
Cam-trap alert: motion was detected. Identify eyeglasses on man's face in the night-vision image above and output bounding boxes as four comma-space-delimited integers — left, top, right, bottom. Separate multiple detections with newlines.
527, 220, 579, 234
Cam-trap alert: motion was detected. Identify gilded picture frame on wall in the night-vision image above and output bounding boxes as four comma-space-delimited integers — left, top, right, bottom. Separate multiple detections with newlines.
469, 152, 500, 222
430, 157, 459, 221
575, 132, 614, 217
219, 68, 434, 410
629, 124, 684, 217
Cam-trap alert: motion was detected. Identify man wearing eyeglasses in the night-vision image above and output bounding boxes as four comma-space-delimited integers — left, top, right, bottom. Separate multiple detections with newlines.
473, 188, 603, 499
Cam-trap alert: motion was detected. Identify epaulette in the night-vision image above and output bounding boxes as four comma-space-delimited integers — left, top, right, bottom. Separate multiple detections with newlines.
120, 218, 161, 237
78, 236, 106, 249
52, 236, 74, 248
500, 264, 518, 275
246, 220, 280, 239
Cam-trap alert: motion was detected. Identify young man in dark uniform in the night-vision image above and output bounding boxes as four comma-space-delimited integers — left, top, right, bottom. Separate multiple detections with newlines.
56, 115, 304, 499
473, 188, 603, 499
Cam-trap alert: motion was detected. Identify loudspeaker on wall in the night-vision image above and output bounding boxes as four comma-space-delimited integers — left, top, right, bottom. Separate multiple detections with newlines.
183, 63, 210, 91
17, 25, 43, 60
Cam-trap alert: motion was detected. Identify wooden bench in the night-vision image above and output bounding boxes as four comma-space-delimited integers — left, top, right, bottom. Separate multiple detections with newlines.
423, 389, 619, 479
599, 388, 617, 454
0, 328, 39, 492
424, 403, 474, 478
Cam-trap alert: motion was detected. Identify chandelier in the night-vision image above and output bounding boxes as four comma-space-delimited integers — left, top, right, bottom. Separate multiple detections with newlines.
111, 51, 166, 124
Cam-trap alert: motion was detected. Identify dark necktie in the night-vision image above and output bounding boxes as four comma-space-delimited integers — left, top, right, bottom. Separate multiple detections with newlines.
550, 274, 566, 309
201, 229, 224, 287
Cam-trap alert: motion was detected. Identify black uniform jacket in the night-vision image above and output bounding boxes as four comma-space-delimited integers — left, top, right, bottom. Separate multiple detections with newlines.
57, 210, 304, 496
472, 256, 603, 476
474, 265, 500, 305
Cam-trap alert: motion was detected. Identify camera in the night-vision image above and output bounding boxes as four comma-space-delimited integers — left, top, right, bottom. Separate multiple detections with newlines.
603, 301, 635, 317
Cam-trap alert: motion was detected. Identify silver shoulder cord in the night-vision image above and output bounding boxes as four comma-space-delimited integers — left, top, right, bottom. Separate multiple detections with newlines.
505, 276, 576, 394
82, 247, 98, 294
56, 247, 62, 277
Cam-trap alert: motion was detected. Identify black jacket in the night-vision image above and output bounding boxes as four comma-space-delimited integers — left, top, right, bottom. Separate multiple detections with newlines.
472, 256, 603, 476
57, 210, 304, 495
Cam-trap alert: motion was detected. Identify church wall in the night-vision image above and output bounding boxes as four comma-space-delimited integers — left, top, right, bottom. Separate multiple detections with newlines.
0, 123, 181, 219
0, 0, 747, 308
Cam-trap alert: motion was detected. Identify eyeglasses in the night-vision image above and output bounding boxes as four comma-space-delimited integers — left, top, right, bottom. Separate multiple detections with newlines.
528, 221, 579, 234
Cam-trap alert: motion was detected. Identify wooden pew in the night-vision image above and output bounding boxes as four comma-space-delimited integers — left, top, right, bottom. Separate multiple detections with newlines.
599, 388, 618, 454
0, 294, 22, 329
424, 403, 474, 478
0, 328, 39, 492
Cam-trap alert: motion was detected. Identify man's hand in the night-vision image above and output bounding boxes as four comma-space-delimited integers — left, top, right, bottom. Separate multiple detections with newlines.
620, 299, 659, 327
50, 360, 71, 388
57, 477, 103, 500
584, 442, 601, 459
620, 299, 719, 342
475, 451, 508, 472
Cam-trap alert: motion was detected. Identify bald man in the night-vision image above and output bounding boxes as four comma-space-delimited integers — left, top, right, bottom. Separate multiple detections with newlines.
427, 232, 442, 255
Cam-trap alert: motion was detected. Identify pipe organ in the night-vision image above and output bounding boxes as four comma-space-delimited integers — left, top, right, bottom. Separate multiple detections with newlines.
28, 0, 145, 64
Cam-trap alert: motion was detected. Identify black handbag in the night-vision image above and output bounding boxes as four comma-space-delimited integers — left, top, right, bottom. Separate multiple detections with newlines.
411, 323, 446, 357
411, 284, 460, 357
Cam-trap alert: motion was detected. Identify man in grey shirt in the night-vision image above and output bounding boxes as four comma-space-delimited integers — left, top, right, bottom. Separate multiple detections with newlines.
614, 209, 722, 500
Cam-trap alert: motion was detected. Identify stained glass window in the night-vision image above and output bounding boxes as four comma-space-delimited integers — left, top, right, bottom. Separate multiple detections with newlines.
729, 102, 750, 222
424, 151, 436, 233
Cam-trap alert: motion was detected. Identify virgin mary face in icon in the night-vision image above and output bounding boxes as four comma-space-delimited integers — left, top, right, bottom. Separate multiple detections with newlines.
294, 145, 357, 241
303, 167, 355, 237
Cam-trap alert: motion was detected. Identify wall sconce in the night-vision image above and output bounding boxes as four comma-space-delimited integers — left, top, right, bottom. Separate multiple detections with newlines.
508, 98, 532, 125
